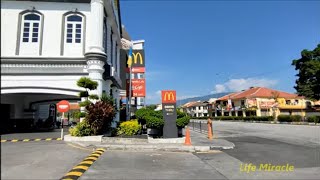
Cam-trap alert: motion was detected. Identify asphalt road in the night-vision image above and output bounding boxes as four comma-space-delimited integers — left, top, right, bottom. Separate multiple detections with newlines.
1, 127, 69, 140
193, 121, 320, 179
1, 140, 90, 179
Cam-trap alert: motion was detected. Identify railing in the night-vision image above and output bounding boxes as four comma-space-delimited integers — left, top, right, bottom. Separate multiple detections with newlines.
188, 119, 210, 134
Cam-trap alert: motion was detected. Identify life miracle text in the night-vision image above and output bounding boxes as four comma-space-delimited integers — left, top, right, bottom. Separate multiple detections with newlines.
240, 163, 294, 173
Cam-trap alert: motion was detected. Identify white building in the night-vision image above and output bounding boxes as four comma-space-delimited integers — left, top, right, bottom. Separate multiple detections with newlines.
182, 101, 210, 117
1, 0, 125, 130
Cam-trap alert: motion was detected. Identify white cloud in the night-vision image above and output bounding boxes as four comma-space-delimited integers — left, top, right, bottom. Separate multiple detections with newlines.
212, 78, 278, 93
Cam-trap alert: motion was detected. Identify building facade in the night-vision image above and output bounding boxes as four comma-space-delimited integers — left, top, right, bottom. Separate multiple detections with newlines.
214, 87, 314, 118
182, 101, 209, 118
1, 0, 125, 130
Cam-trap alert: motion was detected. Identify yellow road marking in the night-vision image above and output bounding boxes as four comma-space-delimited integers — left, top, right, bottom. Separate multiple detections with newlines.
79, 160, 94, 165
45, 138, 52, 141
64, 171, 83, 177
90, 153, 102, 157
96, 148, 105, 151
11, 140, 18, 142
61, 178, 73, 180
56, 138, 62, 140
72, 165, 89, 171
84, 157, 98, 161
1, 140, 7, 142
23, 139, 30, 142
34, 139, 41, 141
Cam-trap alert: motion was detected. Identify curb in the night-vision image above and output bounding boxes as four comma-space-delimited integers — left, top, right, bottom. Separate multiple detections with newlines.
60, 148, 105, 180
74, 143, 234, 152
190, 120, 320, 126
1, 138, 62, 143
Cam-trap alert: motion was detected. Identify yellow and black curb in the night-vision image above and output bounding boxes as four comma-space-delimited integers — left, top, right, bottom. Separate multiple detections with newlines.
1, 138, 62, 143
61, 148, 105, 180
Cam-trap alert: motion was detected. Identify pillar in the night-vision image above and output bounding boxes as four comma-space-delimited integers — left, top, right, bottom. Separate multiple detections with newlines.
88, 0, 105, 54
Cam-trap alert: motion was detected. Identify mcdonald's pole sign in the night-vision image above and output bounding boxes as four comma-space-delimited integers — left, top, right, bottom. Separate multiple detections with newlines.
161, 90, 178, 138
126, 50, 145, 73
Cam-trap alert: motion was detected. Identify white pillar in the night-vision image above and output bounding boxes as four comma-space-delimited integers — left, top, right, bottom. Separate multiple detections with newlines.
87, 59, 105, 97
88, 0, 105, 54
106, 17, 113, 65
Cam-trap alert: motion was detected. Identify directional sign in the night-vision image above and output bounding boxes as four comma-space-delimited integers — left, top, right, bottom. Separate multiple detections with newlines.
56, 100, 70, 113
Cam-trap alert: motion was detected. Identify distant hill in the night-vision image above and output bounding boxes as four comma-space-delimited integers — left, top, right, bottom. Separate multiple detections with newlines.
177, 92, 230, 106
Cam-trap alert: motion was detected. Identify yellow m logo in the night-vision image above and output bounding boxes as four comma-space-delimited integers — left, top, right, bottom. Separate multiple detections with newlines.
164, 92, 175, 101
133, 52, 143, 64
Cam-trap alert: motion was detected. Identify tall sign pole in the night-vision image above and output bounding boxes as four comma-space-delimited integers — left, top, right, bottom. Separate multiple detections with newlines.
162, 90, 178, 138
127, 48, 133, 120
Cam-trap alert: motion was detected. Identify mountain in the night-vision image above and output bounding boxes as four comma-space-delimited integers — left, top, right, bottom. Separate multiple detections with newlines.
177, 92, 230, 106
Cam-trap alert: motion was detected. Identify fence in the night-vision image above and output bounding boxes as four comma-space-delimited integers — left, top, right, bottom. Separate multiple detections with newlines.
188, 119, 211, 134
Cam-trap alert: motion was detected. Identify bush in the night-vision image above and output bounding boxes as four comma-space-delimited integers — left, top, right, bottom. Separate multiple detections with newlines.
117, 119, 141, 136
86, 101, 116, 135
145, 115, 164, 129
277, 115, 302, 122
176, 116, 190, 128
69, 120, 92, 137
307, 116, 320, 124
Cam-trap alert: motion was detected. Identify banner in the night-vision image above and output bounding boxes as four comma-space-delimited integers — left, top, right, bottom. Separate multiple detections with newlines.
126, 79, 146, 97
127, 50, 145, 73
161, 90, 177, 138
259, 99, 278, 108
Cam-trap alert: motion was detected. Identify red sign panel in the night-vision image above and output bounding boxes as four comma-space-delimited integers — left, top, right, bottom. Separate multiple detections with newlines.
161, 90, 176, 104
56, 100, 70, 113
126, 67, 145, 73
126, 79, 146, 97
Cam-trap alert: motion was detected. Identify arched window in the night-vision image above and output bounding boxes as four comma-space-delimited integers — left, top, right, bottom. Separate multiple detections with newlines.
65, 15, 83, 43
22, 13, 41, 43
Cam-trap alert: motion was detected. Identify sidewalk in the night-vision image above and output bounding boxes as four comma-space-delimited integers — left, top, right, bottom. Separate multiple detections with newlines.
66, 129, 235, 152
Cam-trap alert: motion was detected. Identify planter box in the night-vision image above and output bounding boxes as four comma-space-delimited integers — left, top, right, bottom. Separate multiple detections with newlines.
64, 134, 103, 142
147, 128, 160, 135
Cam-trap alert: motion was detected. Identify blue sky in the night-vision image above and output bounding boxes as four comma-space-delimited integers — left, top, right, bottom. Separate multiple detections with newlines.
120, 0, 320, 104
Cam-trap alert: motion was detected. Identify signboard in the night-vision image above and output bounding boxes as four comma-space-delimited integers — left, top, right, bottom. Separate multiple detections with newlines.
161, 90, 177, 138
126, 50, 145, 73
57, 100, 70, 113
247, 99, 257, 108
126, 79, 146, 97
259, 99, 277, 108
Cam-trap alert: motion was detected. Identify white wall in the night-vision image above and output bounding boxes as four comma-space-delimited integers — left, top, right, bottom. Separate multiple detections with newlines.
1, 1, 91, 57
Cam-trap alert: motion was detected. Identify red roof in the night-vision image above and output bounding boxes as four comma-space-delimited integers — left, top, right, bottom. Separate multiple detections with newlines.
218, 87, 303, 100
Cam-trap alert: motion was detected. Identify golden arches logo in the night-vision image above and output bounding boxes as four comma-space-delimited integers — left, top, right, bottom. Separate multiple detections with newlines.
164, 92, 175, 101
133, 52, 143, 64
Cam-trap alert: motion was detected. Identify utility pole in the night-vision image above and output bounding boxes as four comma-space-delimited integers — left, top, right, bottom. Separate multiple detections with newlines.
127, 47, 133, 120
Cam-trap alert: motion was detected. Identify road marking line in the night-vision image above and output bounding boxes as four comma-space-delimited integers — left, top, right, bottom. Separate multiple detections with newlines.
72, 165, 89, 171
23, 139, 30, 142
11, 140, 18, 142
34, 139, 41, 141
64, 171, 83, 177
1, 140, 7, 142
45, 138, 52, 141
56, 138, 62, 140
61, 148, 106, 180
83, 157, 98, 161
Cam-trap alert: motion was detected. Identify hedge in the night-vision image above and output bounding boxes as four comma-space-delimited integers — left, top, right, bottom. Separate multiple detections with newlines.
191, 116, 274, 121
307, 116, 320, 124
277, 115, 302, 122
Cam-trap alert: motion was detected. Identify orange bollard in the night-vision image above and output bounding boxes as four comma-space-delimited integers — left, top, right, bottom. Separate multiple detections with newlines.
207, 118, 213, 140
184, 126, 192, 146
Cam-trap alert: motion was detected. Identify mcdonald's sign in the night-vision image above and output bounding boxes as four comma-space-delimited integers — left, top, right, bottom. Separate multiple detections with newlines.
131, 50, 145, 67
161, 90, 176, 104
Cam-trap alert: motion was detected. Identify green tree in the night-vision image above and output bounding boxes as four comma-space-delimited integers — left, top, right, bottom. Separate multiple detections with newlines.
292, 44, 320, 100
76, 77, 99, 107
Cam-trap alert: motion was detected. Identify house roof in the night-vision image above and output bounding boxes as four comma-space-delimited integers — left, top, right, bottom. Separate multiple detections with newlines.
217, 87, 303, 100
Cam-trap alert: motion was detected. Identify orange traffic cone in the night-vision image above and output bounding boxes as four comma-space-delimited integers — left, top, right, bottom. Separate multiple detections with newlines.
208, 124, 213, 140
184, 127, 192, 146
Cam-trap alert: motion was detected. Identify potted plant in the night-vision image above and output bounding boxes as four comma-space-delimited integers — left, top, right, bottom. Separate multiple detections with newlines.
145, 115, 164, 136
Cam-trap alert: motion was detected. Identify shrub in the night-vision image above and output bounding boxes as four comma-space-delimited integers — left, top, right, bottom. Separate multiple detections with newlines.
277, 115, 302, 122
307, 116, 320, 124
86, 101, 116, 135
117, 119, 141, 136
145, 115, 164, 129
69, 120, 92, 137
176, 116, 190, 128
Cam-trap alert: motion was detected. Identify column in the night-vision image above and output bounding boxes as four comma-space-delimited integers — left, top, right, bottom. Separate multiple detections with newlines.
88, 0, 105, 54
106, 17, 112, 65
87, 59, 105, 97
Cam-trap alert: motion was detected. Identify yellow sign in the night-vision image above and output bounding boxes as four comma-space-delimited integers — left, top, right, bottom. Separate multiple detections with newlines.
162, 90, 176, 103
133, 52, 143, 64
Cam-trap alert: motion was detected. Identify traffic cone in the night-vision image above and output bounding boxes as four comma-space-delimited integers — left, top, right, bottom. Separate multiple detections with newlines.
208, 124, 213, 140
184, 127, 192, 146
